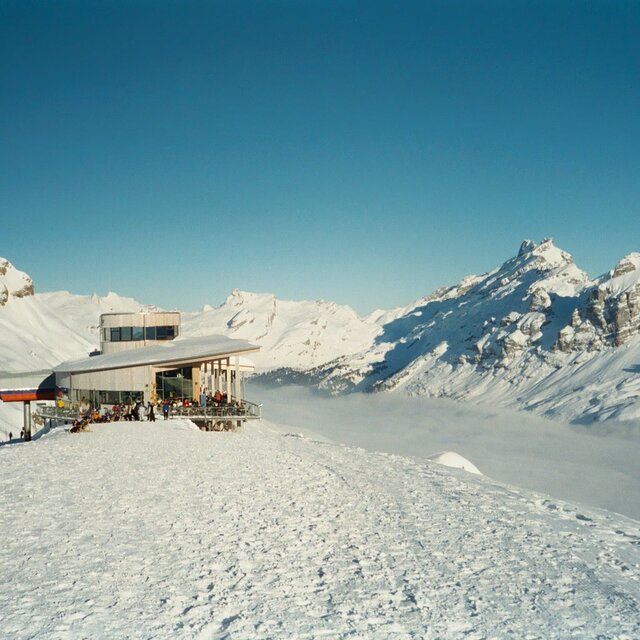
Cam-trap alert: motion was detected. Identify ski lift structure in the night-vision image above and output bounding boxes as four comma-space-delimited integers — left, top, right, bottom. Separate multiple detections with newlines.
0, 370, 56, 440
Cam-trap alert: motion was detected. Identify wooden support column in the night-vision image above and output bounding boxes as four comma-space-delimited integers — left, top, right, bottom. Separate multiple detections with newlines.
192, 365, 201, 400
144, 365, 153, 404
226, 357, 231, 401
234, 356, 240, 401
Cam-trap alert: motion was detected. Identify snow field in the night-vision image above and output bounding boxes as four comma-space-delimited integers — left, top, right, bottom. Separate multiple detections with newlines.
0, 420, 639, 639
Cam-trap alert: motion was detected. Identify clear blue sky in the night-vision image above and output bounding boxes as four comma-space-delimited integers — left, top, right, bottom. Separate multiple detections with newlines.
1, 0, 639, 313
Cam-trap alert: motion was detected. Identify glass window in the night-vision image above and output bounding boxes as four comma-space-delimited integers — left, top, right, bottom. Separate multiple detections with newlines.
143, 325, 178, 341
121, 327, 132, 341
132, 326, 144, 341
156, 326, 171, 340
155, 368, 193, 401
103, 328, 110, 342
110, 327, 121, 342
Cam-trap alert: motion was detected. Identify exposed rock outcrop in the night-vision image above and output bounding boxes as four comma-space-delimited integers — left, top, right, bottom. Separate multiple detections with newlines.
583, 254, 640, 346
0, 258, 34, 306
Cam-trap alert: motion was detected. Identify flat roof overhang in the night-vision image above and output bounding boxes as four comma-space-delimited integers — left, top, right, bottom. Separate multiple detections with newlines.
0, 389, 56, 402
0, 371, 56, 403
53, 335, 260, 376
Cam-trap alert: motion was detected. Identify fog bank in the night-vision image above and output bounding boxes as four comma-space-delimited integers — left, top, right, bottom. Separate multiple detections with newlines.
250, 383, 640, 520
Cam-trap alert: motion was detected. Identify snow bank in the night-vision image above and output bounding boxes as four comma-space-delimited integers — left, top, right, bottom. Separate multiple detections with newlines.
427, 450, 481, 474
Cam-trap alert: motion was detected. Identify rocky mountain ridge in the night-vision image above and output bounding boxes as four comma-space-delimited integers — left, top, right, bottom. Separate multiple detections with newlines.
277, 239, 640, 423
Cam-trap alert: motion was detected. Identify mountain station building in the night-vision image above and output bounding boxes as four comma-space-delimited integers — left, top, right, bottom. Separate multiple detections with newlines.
0, 311, 261, 439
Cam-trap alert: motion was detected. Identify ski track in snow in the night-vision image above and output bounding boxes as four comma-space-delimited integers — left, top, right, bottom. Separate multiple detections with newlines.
1, 420, 639, 639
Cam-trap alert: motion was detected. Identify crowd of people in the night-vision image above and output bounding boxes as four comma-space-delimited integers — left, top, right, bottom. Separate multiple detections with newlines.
2, 391, 238, 441
74, 391, 232, 426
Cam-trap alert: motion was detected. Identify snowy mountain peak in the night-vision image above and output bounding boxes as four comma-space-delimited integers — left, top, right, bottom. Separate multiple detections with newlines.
182, 289, 378, 371
298, 239, 640, 424
530, 237, 573, 267
225, 289, 276, 308
605, 253, 640, 289
612, 253, 640, 276
517, 239, 537, 256
0, 257, 34, 306
507, 237, 575, 273
490, 238, 589, 299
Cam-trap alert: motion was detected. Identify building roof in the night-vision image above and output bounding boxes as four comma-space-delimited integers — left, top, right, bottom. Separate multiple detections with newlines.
0, 370, 56, 392
53, 335, 260, 375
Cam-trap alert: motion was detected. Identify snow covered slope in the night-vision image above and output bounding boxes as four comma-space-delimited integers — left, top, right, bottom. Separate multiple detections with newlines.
0, 259, 378, 374
0, 259, 148, 371
181, 289, 380, 370
3, 291, 145, 372
0, 420, 638, 638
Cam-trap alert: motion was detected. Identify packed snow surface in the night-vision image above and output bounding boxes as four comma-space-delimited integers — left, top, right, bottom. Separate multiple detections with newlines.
1, 420, 639, 639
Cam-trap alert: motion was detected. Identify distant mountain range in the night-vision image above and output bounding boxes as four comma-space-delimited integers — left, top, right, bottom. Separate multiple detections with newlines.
1, 238, 639, 424
290, 239, 640, 424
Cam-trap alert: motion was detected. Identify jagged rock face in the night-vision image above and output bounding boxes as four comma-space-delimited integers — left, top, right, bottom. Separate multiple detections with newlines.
552, 307, 604, 353
0, 258, 34, 306
611, 284, 640, 346
529, 288, 551, 311
580, 254, 640, 346
555, 316, 602, 353
612, 255, 639, 278
12, 283, 35, 298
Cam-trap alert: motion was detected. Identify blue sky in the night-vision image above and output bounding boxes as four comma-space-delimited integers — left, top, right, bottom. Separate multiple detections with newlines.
1, 1, 639, 313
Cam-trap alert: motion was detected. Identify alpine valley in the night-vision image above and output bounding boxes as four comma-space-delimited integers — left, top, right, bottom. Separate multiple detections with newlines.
1, 238, 640, 426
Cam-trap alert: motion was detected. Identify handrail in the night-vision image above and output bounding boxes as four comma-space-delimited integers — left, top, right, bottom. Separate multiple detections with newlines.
36, 399, 262, 422
37, 406, 79, 421
169, 399, 262, 420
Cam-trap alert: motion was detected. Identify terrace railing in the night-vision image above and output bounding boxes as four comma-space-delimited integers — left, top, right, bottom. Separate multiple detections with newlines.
37, 404, 80, 422
169, 400, 262, 421
36, 399, 262, 423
